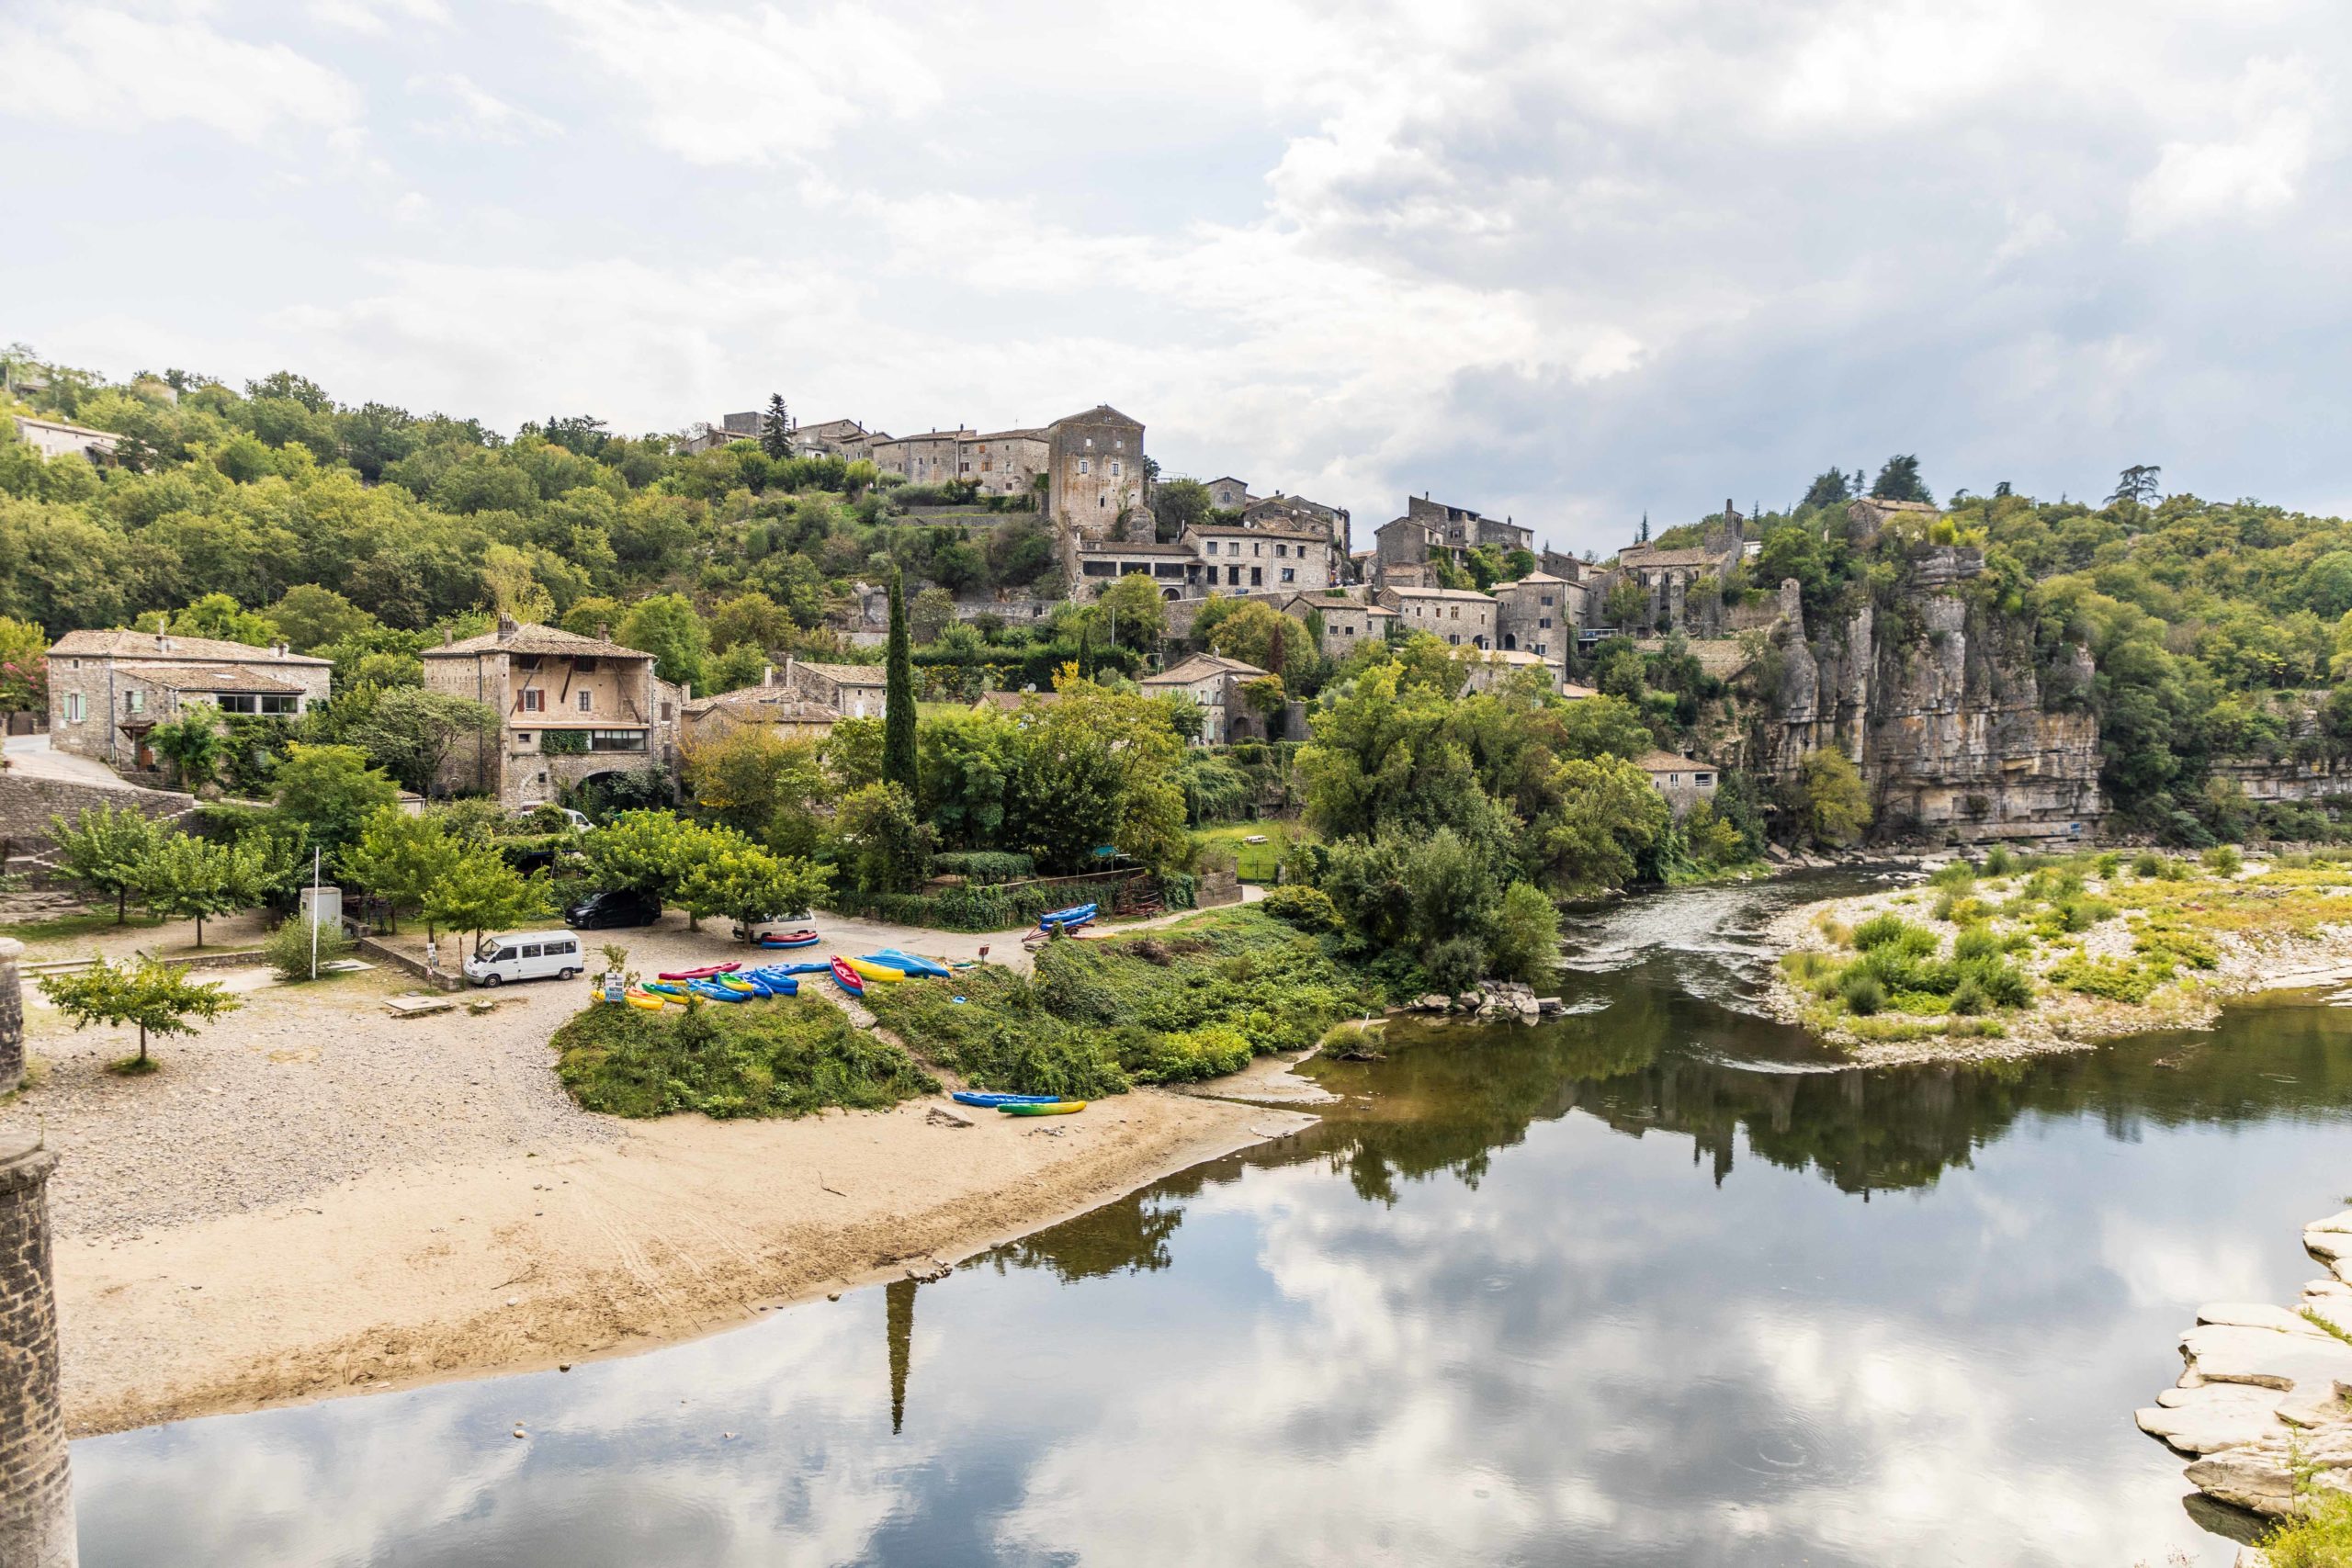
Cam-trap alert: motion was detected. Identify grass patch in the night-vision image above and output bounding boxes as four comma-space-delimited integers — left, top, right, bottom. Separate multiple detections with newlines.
865, 906, 1374, 1095
1191, 821, 1299, 884
2301, 1306, 2352, 1348
551, 992, 937, 1119
0, 911, 164, 942
107, 1055, 160, 1077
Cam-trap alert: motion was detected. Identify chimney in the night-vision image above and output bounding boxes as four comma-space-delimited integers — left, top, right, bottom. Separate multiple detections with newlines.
272, 641, 288, 657
761, 661, 776, 688
442, 628, 455, 648
594, 621, 610, 643
157, 634, 172, 653
496, 613, 518, 641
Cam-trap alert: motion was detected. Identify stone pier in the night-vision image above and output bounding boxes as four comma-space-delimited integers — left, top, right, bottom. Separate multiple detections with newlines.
0, 936, 23, 1092
0, 1133, 75, 1568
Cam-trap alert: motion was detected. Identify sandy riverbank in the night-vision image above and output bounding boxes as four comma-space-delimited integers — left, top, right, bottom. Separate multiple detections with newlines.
1759, 859, 2352, 1066
0, 906, 1312, 1438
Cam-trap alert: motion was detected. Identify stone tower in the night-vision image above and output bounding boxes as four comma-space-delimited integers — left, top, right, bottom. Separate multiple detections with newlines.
0, 1132, 75, 1568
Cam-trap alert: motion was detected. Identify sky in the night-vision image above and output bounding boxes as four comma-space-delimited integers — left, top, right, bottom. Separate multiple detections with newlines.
1, 0, 2346, 558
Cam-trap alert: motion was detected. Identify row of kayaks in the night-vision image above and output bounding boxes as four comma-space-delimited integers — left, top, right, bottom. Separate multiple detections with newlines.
950, 1091, 1087, 1116
827, 949, 953, 996
622, 964, 813, 1010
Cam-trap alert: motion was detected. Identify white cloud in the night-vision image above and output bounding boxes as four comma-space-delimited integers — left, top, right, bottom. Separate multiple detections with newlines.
0, 5, 359, 143
535, 0, 941, 165
2130, 57, 2328, 237
311, 0, 452, 33
409, 73, 561, 142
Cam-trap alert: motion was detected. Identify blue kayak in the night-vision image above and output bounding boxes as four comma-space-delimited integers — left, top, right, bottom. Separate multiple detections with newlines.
1038, 902, 1097, 931
744, 972, 800, 997
689, 981, 751, 1003
950, 1091, 1065, 1108
771, 961, 833, 976
866, 949, 951, 978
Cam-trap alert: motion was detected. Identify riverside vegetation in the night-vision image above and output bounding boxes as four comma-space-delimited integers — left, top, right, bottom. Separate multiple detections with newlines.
1773, 846, 2352, 1053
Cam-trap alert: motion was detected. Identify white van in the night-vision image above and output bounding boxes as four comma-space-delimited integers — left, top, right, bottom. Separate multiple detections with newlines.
464, 931, 585, 987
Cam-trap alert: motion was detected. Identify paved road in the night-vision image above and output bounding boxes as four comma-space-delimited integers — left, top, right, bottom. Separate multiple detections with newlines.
2, 732, 151, 790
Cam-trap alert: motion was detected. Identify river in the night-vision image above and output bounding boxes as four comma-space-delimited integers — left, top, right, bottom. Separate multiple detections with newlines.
73, 872, 2352, 1565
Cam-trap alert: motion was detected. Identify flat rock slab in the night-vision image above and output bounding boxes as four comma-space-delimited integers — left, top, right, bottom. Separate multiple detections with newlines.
2307, 1210, 2352, 1235
384, 996, 456, 1018
2186, 1423, 2352, 1517
2138, 1383, 2290, 1453
2198, 1303, 2321, 1335
2182, 1324, 2352, 1426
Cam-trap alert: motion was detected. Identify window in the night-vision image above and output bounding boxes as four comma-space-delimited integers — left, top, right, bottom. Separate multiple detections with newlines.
1250, 567, 1263, 586
1079, 458, 1090, 475
588, 729, 648, 752
1542, 595, 1555, 606
1450, 608, 1459, 620
1535, 643, 1548, 656
1276, 544, 1289, 558
1227, 565, 1240, 586
1539, 617, 1552, 629
660, 702, 673, 721
1281, 569, 1295, 583
1110, 461, 1122, 478
1252, 543, 1262, 556
1114, 438, 1123, 451
64, 692, 85, 723
521, 944, 544, 959
1449, 635, 1460, 646
520, 689, 544, 713
1204, 541, 1216, 556
578, 691, 594, 713
1696, 773, 1714, 786
124, 691, 143, 714
215, 694, 299, 715
517, 733, 533, 744
575, 657, 598, 673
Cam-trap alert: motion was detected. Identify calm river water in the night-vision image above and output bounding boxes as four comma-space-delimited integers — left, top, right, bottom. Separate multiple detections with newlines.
74, 872, 2352, 1565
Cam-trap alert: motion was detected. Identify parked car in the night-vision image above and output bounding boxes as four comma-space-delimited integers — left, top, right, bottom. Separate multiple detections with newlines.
514, 806, 593, 832
565, 888, 663, 930
464, 931, 585, 987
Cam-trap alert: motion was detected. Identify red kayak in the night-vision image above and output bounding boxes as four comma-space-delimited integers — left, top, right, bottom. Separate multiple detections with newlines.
757, 930, 820, 948
831, 956, 865, 998
656, 961, 741, 981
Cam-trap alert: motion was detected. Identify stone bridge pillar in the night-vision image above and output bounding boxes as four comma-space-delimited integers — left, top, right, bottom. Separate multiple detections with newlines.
0, 937, 24, 1092
0, 1132, 74, 1568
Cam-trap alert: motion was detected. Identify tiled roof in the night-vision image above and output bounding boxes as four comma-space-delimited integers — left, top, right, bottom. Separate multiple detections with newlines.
790, 660, 887, 686
1633, 750, 1713, 773
1385, 587, 1494, 603
50, 629, 330, 666
1080, 539, 1193, 556
1143, 653, 1269, 686
115, 661, 307, 694
424, 623, 650, 660
684, 688, 837, 722
1184, 522, 1329, 544
1618, 546, 1730, 570
974, 690, 1062, 711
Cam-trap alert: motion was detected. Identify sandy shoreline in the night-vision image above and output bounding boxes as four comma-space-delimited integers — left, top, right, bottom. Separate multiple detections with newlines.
56, 1086, 1311, 1437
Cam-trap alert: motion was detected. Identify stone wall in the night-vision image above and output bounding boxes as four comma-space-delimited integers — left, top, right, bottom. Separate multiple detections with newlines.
0, 939, 22, 1093
2211, 758, 2352, 805
0, 769, 198, 861
0, 1134, 74, 1568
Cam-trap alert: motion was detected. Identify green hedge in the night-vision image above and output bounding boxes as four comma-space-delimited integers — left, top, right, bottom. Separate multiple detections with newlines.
551, 992, 937, 1118
1157, 873, 1198, 910
930, 850, 1035, 884
825, 879, 1114, 931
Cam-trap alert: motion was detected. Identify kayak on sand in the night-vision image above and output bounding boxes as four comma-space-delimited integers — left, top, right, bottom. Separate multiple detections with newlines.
998, 1100, 1086, 1116
949, 1091, 1063, 1108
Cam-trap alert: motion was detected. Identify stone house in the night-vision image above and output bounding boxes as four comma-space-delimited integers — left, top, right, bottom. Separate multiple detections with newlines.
1460, 649, 1562, 694
961, 427, 1052, 499
1611, 530, 1742, 633
1634, 750, 1720, 817
678, 411, 764, 455
1373, 494, 1535, 589
1247, 494, 1353, 570
1204, 476, 1252, 510
422, 617, 684, 807
1377, 585, 1498, 649
1141, 652, 1273, 746
771, 657, 889, 718
47, 630, 332, 770
12, 415, 120, 463
870, 428, 978, 486
794, 417, 888, 459
1282, 592, 1398, 655
1048, 404, 1148, 552
1493, 572, 1581, 676
1184, 519, 1338, 594
680, 673, 840, 749
1075, 538, 1197, 598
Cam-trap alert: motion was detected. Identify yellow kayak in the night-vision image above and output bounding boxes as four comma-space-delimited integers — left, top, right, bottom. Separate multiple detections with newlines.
998, 1100, 1086, 1116
624, 987, 669, 1011
844, 956, 907, 983
714, 975, 758, 993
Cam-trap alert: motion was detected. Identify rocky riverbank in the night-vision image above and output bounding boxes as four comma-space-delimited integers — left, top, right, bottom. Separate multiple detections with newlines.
2139, 1208, 2352, 1562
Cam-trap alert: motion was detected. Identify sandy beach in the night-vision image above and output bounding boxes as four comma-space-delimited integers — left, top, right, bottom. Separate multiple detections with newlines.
0, 908, 1313, 1438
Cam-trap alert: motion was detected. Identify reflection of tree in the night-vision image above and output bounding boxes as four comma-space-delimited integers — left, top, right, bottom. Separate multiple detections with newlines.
887, 1278, 914, 1435
989, 1197, 1185, 1283
990, 979, 2352, 1279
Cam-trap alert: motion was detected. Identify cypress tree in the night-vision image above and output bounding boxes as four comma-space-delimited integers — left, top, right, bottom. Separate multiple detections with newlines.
883, 566, 918, 792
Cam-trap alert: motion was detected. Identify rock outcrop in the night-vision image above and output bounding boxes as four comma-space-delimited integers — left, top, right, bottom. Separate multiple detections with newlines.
1757, 554, 2103, 843
2143, 1208, 2352, 1524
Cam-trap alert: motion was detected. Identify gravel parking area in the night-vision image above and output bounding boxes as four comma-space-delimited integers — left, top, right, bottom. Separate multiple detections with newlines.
2, 966, 616, 1238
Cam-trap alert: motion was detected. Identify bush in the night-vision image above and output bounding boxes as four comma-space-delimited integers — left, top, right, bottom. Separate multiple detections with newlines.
2132, 851, 2163, 877
1949, 975, 1988, 1016
1983, 845, 2018, 875
1928, 862, 1976, 890
264, 917, 353, 981
1838, 969, 1886, 1015
1424, 935, 1486, 995
1952, 927, 2005, 965
2261, 1492, 2352, 1568
551, 993, 938, 1118
928, 851, 1035, 884
1854, 914, 1939, 956
1260, 885, 1341, 932
2203, 844, 2244, 876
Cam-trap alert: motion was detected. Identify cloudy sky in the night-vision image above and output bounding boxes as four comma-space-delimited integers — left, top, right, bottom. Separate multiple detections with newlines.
2, 0, 2346, 556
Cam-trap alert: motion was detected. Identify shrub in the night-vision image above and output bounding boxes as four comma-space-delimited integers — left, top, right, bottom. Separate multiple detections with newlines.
1949, 975, 1988, 1016
928, 851, 1035, 884
264, 917, 354, 981
1928, 862, 1976, 890
2132, 851, 2163, 877
2094, 852, 2120, 877
1260, 885, 1342, 932
1838, 969, 1885, 1015
2261, 1491, 2352, 1568
551, 993, 938, 1118
2203, 844, 2244, 876
1851, 914, 1911, 949
1983, 845, 2018, 875
1952, 927, 2005, 965
1424, 935, 1487, 996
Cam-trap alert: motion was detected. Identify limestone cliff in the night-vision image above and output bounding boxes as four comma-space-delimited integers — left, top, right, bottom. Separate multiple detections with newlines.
1754, 550, 2103, 842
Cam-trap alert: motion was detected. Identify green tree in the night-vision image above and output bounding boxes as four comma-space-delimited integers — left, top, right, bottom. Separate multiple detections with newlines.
273, 742, 400, 856
268, 584, 377, 653
345, 686, 498, 795
910, 585, 957, 644
1799, 468, 1851, 510
701, 642, 768, 695
49, 804, 164, 924
1205, 600, 1308, 675
616, 592, 708, 689
39, 953, 239, 1072
584, 809, 700, 899
674, 840, 831, 940
1603, 577, 1649, 630
1870, 455, 1929, 503
337, 807, 462, 935
761, 393, 792, 460
1488, 881, 1561, 986
883, 567, 918, 794
1094, 572, 1168, 652
682, 726, 828, 840
834, 781, 933, 895
1799, 748, 1872, 847
1532, 756, 1669, 895
133, 832, 262, 946
1149, 477, 1213, 541
707, 590, 790, 653
420, 843, 552, 949
148, 708, 228, 793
